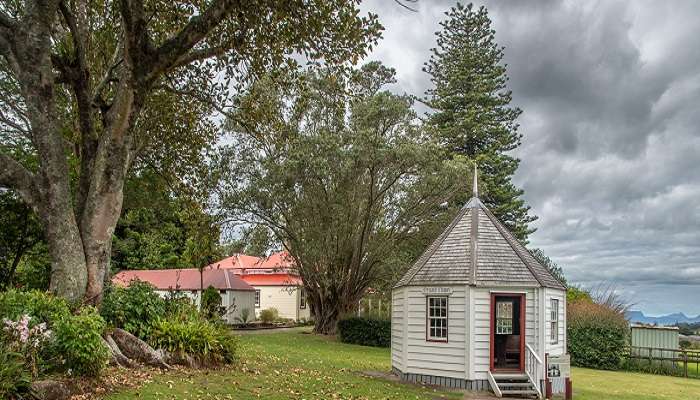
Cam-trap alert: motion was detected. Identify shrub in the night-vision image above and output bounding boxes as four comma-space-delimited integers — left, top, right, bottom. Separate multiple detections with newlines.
149, 319, 238, 365
2, 314, 52, 377
101, 281, 166, 339
234, 308, 253, 326
53, 307, 110, 376
337, 317, 390, 347
0, 344, 31, 399
163, 291, 200, 323
259, 308, 279, 324
201, 286, 224, 320
0, 290, 70, 326
567, 301, 628, 370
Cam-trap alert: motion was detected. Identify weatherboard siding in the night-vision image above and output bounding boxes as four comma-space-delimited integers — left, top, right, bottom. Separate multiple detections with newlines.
391, 288, 405, 371
254, 286, 308, 321
403, 285, 467, 379
544, 287, 567, 356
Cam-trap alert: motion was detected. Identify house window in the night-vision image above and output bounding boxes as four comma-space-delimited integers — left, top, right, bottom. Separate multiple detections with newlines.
550, 299, 559, 344
496, 301, 513, 335
299, 289, 306, 309
255, 289, 261, 308
426, 296, 448, 341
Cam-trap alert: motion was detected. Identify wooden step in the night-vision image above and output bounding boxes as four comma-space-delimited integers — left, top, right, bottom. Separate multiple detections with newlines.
493, 373, 528, 380
501, 389, 539, 398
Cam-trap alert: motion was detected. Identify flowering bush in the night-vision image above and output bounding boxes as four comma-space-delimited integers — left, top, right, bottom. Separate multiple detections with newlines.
2, 314, 52, 377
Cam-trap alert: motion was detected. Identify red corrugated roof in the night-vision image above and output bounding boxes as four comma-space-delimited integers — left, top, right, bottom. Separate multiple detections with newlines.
207, 251, 294, 271
240, 273, 302, 286
112, 268, 255, 291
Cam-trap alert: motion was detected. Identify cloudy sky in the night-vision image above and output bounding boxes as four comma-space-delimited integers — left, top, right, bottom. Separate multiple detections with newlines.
360, 0, 700, 316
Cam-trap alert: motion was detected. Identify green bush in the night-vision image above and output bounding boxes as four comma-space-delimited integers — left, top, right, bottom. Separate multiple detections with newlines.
163, 291, 200, 323
337, 317, 391, 347
259, 308, 278, 324
234, 308, 254, 325
0, 289, 71, 326
149, 319, 238, 365
0, 344, 31, 399
201, 286, 224, 320
53, 307, 110, 376
101, 281, 166, 339
567, 301, 628, 370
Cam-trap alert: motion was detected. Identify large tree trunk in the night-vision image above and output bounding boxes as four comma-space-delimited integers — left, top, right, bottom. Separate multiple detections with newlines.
310, 292, 356, 335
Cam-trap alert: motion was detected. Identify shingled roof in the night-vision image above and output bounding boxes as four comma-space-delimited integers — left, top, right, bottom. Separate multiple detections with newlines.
395, 171, 565, 290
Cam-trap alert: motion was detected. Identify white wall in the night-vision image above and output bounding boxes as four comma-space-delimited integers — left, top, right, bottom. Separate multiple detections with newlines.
391, 287, 405, 371
403, 285, 467, 379
544, 287, 567, 356
155, 289, 256, 324
254, 285, 310, 321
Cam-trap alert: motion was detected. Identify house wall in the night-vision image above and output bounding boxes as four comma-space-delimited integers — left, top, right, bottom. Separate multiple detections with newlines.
544, 287, 567, 356
391, 287, 405, 371
401, 285, 467, 379
254, 285, 310, 321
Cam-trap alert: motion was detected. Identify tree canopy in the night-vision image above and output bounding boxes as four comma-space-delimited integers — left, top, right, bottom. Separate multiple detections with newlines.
218, 63, 471, 333
0, 0, 381, 303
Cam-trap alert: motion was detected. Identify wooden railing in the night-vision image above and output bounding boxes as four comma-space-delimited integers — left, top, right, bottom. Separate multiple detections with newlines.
525, 343, 544, 398
627, 346, 700, 379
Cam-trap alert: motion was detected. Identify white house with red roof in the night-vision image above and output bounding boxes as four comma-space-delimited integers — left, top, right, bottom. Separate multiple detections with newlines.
209, 251, 311, 322
112, 268, 256, 324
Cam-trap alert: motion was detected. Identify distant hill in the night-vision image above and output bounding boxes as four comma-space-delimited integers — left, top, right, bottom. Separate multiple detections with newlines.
627, 310, 700, 326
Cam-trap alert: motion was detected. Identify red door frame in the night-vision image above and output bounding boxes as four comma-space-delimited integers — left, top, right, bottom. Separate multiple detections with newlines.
490, 292, 525, 372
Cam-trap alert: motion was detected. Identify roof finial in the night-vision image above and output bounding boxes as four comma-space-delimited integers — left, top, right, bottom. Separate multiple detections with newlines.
473, 163, 478, 198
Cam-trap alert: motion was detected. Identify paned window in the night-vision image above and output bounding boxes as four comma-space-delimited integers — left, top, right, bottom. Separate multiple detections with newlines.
255, 290, 261, 308
496, 301, 514, 335
550, 299, 559, 344
427, 297, 448, 341
299, 289, 307, 309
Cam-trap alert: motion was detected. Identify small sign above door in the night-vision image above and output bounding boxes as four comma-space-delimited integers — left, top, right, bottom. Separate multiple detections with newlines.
422, 287, 453, 295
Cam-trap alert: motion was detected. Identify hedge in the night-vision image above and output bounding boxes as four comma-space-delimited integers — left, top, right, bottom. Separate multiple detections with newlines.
567, 301, 629, 370
337, 317, 391, 347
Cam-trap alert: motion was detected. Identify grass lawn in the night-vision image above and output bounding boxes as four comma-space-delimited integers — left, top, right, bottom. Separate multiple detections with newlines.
107, 328, 463, 399
572, 367, 700, 400
107, 328, 700, 400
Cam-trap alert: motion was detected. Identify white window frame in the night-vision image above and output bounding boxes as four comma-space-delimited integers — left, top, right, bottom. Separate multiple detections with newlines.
550, 298, 559, 344
496, 301, 514, 335
426, 296, 448, 342
255, 289, 261, 308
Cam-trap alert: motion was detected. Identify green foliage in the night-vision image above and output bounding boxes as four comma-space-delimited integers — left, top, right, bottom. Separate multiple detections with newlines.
234, 308, 254, 326
567, 301, 629, 370
163, 291, 200, 323
100, 281, 166, 339
0, 190, 45, 290
259, 308, 279, 324
219, 63, 470, 333
0, 289, 71, 326
149, 319, 238, 365
0, 344, 31, 399
337, 317, 391, 348
530, 248, 567, 285
113, 171, 223, 272
567, 286, 593, 304
53, 307, 109, 376
201, 286, 223, 319
425, 3, 535, 242
224, 225, 275, 258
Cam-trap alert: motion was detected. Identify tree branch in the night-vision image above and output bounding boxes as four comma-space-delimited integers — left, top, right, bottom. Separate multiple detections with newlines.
0, 153, 40, 207
0, 10, 16, 30
143, 0, 238, 82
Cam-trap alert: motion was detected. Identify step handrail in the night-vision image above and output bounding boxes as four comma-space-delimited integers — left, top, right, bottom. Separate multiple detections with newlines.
524, 343, 544, 399
486, 371, 503, 398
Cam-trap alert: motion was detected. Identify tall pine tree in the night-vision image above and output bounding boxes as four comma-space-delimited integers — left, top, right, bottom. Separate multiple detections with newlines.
425, 3, 536, 241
